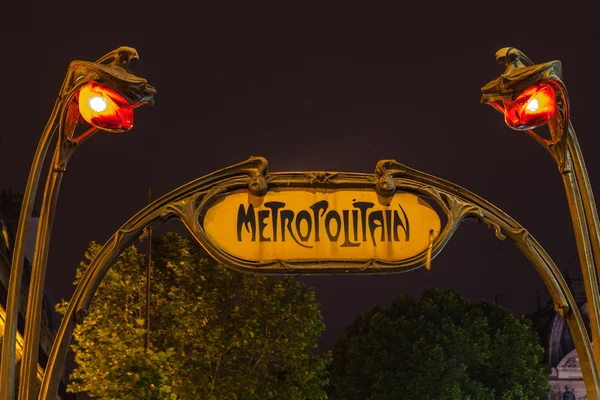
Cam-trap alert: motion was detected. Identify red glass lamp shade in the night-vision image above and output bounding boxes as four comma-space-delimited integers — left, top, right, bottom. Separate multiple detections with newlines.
502, 82, 557, 131
77, 82, 134, 132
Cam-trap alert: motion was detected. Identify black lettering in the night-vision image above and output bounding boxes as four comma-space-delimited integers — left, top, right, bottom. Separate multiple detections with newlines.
264, 202, 285, 241
325, 210, 342, 241
237, 204, 256, 241
353, 202, 374, 242
310, 200, 329, 241
281, 210, 312, 248
295, 210, 313, 241
352, 209, 359, 242
368, 211, 384, 246
258, 210, 271, 242
239, 200, 408, 249
341, 210, 360, 247
393, 204, 410, 241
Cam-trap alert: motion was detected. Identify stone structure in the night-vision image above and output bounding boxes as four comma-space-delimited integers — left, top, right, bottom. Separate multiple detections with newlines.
530, 274, 590, 399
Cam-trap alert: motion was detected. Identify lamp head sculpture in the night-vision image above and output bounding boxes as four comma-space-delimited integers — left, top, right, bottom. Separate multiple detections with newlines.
480, 47, 564, 132
63, 46, 156, 136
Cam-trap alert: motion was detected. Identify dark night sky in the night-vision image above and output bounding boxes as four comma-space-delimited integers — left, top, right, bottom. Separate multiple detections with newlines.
2, 3, 600, 354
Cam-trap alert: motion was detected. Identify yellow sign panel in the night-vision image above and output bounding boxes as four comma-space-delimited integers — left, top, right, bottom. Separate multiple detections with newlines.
203, 189, 441, 262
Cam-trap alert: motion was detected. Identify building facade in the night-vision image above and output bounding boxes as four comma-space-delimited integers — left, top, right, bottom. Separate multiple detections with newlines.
530, 275, 589, 399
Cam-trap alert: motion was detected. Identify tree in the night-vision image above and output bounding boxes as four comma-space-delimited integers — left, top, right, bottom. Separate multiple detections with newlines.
328, 288, 548, 400
57, 232, 329, 399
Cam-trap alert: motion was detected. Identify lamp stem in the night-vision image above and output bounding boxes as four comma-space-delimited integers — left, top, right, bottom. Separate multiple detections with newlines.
18, 145, 65, 400
562, 141, 600, 372
564, 129, 600, 369
568, 125, 600, 282
0, 105, 60, 400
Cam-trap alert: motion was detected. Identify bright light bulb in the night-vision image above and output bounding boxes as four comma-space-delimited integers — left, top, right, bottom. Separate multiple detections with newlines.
526, 98, 539, 112
502, 82, 557, 130
89, 96, 108, 112
78, 82, 134, 133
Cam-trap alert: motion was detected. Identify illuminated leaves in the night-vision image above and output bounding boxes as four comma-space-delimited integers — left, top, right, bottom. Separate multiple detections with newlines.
58, 233, 329, 399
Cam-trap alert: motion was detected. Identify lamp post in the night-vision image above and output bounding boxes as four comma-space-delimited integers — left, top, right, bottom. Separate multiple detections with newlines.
481, 47, 600, 393
0, 47, 155, 400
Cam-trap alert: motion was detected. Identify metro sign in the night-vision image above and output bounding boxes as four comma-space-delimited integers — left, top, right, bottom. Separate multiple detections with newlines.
202, 188, 441, 267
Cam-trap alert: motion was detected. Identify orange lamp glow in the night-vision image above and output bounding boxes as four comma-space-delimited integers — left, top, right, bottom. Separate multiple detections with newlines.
502, 82, 557, 131
77, 82, 134, 132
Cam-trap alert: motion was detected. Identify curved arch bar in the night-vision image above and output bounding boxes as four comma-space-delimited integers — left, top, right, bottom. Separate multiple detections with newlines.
379, 160, 600, 399
39, 156, 269, 398
38, 157, 600, 399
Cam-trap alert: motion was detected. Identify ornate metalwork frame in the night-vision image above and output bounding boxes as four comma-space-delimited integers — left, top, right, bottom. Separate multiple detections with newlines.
37, 157, 600, 399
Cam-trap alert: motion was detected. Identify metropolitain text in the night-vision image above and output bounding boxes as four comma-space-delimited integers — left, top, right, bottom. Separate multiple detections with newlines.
237, 200, 410, 248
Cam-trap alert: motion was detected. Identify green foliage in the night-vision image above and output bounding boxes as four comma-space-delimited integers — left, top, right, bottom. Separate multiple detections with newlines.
328, 288, 548, 400
57, 233, 329, 399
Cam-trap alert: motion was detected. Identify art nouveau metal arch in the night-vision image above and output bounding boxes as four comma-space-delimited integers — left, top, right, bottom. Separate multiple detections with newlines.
38, 157, 600, 399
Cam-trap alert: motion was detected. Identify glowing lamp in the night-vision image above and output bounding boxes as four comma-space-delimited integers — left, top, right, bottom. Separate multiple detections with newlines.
77, 82, 134, 132
502, 82, 557, 131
